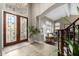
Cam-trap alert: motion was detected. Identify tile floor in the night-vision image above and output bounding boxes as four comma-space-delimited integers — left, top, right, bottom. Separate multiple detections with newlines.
2, 42, 58, 56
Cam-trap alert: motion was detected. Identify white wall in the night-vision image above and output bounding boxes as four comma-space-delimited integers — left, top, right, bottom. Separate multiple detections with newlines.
0, 3, 4, 56
31, 3, 54, 26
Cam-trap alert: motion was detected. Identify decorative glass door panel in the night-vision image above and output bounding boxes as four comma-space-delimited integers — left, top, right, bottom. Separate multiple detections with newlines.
6, 13, 17, 43
4, 11, 28, 46
20, 17, 27, 40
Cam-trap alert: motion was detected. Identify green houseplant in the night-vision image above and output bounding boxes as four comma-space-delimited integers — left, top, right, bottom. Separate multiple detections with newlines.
65, 38, 79, 56
28, 25, 40, 43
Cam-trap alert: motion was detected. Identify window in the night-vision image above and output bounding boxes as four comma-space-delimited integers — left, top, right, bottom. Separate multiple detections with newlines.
40, 20, 54, 41
55, 22, 60, 32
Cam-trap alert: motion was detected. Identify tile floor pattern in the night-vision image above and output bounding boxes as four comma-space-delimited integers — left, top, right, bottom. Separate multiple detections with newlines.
2, 42, 58, 56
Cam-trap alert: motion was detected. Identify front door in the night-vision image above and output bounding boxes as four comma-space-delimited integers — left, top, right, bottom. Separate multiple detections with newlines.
3, 11, 28, 46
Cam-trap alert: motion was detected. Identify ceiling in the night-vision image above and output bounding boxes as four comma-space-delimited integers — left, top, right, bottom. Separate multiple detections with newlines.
45, 3, 79, 21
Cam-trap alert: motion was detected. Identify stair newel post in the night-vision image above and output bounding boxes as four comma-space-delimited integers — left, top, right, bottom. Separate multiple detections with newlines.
60, 30, 64, 56
78, 25, 79, 44
66, 28, 70, 56
58, 30, 60, 56
73, 23, 75, 44
73, 23, 75, 56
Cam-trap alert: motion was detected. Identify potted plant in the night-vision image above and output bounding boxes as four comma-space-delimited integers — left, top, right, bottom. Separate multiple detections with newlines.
28, 25, 40, 43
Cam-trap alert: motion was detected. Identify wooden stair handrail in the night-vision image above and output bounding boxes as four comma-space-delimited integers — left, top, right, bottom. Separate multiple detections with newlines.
57, 18, 79, 31
65, 18, 79, 29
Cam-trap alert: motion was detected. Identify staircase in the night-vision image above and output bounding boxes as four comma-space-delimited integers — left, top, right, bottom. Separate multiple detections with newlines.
57, 18, 79, 56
